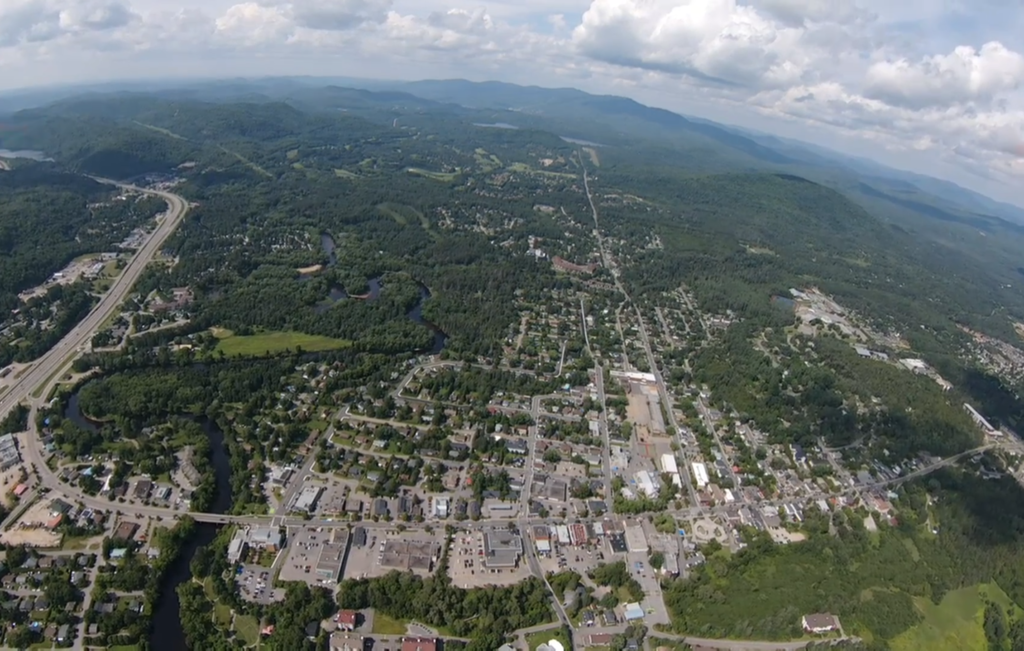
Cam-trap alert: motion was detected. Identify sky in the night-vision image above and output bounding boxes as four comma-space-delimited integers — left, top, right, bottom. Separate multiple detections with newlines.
1, 0, 1023, 205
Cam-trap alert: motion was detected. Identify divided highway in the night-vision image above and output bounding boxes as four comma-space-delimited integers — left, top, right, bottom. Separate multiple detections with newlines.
0, 180, 189, 418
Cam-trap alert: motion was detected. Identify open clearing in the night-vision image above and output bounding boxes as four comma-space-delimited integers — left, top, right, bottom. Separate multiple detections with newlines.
583, 146, 600, 167
213, 330, 352, 356
133, 121, 187, 140
509, 162, 576, 179
474, 148, 503, 172
235, 614, 260, 645
372, 611, 409, 635
377, 203, 436, 238
407, 167, 460, 182
890, 583, 1022, 651
334, 169, 359, 179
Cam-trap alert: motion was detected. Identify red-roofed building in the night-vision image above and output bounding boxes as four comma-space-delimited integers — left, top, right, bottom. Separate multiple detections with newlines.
401, 637, 437, 651
46, 514, 63, 529
13, 484, 28, 497
336, 610, 358, 631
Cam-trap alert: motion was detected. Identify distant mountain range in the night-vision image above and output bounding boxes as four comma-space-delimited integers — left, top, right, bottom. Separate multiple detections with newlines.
3, 75, 1023, 226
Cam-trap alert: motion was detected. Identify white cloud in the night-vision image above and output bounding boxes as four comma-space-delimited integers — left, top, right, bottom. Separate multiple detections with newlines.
215, 3, 293, 44
571, 0, 812, 88
864, 42, 1024, 109
263, 0, 391, 30
748, 0, 872, 27
0, 0, 135, 45
60, 1, 136, 31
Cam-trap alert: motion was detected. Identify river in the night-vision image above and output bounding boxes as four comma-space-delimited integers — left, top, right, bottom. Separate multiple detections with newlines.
321, 232, 338, 267
313, 233, 447, 353
65, 392, 233, 651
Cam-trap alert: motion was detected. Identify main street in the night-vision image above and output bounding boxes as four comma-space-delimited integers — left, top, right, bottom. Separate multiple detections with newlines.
577, 153, 703, 512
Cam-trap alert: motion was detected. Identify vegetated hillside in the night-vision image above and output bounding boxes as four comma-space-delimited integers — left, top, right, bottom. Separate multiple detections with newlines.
0, 167, 112, 305
386, 80, 1024, 259
663, 470, 1024, 648
0, 114, 210, 178
605, 171, 1016, 338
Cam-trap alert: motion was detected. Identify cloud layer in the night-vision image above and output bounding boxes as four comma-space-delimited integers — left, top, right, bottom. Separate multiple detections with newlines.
0, 0, 1022, 198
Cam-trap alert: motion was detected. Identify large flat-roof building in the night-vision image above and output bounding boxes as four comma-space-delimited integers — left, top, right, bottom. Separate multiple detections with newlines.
250, 525, 283, 551
380, 540, 441, 573
315, 530, 350, 582
624, 519, 648, 553
483, 530, 523, 568
634, 470, 660, 499
331, 632, 365, 651
691, 462, 709, 489
0, 434, 20, 470
293, 485, 324, 513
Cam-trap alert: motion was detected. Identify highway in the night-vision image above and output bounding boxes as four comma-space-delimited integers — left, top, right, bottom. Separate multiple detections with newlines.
0, 180, 189, 419
0, 180, 189, 525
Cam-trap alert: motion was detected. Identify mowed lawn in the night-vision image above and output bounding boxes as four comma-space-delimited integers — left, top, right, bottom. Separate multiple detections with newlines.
890, 583, 1022, 651
213, 329, 351, 356
371, 611, 408, 635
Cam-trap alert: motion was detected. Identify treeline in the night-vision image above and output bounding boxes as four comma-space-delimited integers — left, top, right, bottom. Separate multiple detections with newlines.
337, 570, 553, 650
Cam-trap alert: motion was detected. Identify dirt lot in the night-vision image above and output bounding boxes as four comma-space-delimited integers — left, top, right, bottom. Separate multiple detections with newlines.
1, 499, 63, 547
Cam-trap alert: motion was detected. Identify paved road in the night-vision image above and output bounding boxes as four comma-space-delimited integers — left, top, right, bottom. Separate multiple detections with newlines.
578, 154, 703, 512
0, 181, 188, 522
0, 180, 189, 419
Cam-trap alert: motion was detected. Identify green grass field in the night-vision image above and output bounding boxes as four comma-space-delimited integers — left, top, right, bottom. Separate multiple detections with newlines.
372, 611, 408, 635
509, 162, 576, 179
214, 602, 233, 627
890, 583, 1022, 651
377, 203, 437, 238
473, 148, 502, 171
213, 329, 351, 357
235, 614, 260, 645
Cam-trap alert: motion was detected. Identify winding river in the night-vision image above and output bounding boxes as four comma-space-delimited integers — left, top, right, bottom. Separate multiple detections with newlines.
314, 233, 448, 353
65, 395, 232, 651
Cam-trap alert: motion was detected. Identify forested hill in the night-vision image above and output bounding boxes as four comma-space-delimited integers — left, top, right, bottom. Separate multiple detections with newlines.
0, 168, 112, 306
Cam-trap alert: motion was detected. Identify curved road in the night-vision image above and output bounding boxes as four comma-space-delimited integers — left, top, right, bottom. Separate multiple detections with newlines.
0, 179, 189, 418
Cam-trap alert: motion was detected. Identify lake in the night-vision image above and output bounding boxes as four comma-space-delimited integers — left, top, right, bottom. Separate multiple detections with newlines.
561, 136, 604, 147
473, 122, 520, 130
0, 149, 49, 160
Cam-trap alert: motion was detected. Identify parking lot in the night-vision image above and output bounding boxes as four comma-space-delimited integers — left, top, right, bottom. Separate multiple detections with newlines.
236, 564, 284, 604
625, 551, 670, 626
536, 538, 609, 579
